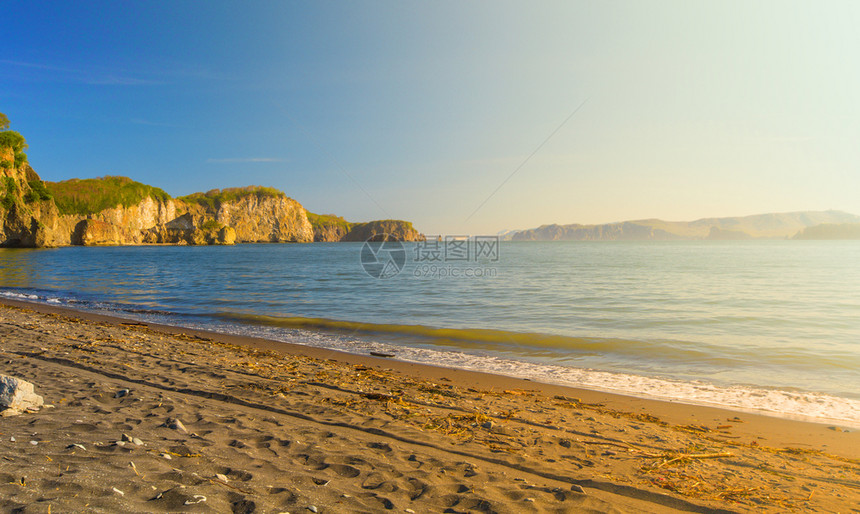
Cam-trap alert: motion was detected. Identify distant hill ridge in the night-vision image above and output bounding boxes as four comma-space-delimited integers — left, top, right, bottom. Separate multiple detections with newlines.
511, 211, 860, 241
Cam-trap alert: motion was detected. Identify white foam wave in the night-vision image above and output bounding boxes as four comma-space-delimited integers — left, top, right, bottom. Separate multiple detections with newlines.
199, 321, 860, 428
1, 291, 40, 300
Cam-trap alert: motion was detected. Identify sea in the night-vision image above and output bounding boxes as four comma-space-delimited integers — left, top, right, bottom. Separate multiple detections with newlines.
1, 240, 859, 427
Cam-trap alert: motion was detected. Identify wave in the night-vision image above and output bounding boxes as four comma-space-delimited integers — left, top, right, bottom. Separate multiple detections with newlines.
212, 312, 860, 427
213, 312, 860, 373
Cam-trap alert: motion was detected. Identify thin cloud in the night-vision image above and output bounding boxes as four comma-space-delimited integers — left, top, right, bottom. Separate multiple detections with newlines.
0, 59, 165, 86
84, 76, 165, 86
129, 118, 176, 127
206, 158, 287, 163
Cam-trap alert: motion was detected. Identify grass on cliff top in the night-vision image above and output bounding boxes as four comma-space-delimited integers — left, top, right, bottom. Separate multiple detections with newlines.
46, 176, 171, 215
305, 212, 353, 231
0, 130, 28, 169
177, 186, 285, 210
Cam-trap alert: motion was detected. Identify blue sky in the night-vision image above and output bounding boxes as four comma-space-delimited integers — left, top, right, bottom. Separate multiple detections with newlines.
3, 1, 859, 234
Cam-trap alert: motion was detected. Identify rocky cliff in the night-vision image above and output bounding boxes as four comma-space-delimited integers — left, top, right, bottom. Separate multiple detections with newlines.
307, 213, 424, 242
340, 219, 424, 242
0, 147, 59, 247
306, 213, 352, 242
43, 181, 306, 246
1, 113, 420, 247
175, 187, 313, 243
45, 177, 196, 246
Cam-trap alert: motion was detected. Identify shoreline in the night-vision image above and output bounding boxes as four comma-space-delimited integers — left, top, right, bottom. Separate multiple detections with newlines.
3, 296, 857, 458
2, 297, 860, 511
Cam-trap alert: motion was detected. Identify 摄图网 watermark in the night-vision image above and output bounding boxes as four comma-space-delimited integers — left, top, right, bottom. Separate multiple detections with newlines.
360, 235, 500, 279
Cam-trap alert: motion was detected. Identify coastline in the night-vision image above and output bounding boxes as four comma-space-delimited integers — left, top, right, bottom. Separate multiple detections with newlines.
1, 297, 859, 512
3, 297, 857, 455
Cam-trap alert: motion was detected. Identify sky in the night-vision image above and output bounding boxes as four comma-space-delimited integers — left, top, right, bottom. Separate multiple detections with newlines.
2, 1, 859, 235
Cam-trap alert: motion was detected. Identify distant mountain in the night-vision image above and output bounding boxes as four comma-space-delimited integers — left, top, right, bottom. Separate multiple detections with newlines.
496, 229, 522, 241
793, 222, 860, 240
510, 211, 860, 241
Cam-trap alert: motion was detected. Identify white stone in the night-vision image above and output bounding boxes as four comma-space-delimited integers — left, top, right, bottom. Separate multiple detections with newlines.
0, 375, 44, 413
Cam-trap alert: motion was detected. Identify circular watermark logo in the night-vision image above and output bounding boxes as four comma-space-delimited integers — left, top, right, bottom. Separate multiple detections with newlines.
360, 234, 406, 279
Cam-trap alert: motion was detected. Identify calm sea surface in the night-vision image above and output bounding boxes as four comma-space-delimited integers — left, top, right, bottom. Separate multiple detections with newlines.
2, 241, 859, 425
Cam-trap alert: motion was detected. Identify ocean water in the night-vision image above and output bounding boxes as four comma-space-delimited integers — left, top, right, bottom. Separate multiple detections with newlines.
1, 241, 859, 426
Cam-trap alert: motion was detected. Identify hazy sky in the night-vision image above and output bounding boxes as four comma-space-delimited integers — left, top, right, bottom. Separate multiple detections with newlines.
2, 1, 859, 234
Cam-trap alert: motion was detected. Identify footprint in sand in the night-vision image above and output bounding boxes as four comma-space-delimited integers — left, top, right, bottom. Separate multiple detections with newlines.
328, 464, 360, 478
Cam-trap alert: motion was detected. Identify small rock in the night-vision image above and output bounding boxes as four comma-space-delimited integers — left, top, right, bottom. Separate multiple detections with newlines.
113, 487, 125, 496
132, 438, 144, 446
308, 506, 318, 513
524, 497, 535, 502
67, 444, 86, 451
161, 453, 172, 460
122, 433, 133, 442
115, 441, 126, 447
164, 418, 187, 433
115, 389, 130, 398
481, 421, 494, 430
571, 484, 586, 494
184, 495, 206, 505
0, 375, 44, 413
215, 473, 229, 483
30, 440, 38, 446
10, 437, 15, 442
603, 450, 617, 456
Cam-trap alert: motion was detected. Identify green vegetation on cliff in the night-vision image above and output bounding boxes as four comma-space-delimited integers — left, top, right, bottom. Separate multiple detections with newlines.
177, 186, 285, 211
0, 111, 28, 169
2, 176, 15, 209
306, 212, 353, 232
24, 180, 53, 203
46, 176, 171, 215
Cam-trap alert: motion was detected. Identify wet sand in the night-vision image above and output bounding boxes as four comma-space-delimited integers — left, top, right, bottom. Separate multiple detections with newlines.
1, 298, 858, 513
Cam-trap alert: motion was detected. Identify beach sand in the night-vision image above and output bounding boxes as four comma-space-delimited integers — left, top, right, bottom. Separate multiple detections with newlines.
1, 299, 858, 513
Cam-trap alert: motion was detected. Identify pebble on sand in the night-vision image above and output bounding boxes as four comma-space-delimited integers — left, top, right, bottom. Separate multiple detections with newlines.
163, 418, 188, 433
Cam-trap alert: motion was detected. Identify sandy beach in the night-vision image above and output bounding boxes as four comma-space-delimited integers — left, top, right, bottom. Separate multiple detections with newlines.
1, 299, 858, 513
